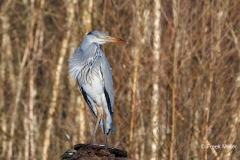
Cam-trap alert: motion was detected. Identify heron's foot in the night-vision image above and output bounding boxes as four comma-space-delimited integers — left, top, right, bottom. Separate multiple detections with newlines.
104, 140, 108, 149
88, 141, 94, 146
104, 133, 108, 149
104, 144, 108, 149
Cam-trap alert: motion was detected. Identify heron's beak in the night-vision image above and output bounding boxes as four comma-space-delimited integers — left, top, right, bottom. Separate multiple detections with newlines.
103, 36, 129, 44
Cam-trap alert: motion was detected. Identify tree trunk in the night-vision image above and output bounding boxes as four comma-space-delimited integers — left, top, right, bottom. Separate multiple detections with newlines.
150, 0, 161, 159
129, 0, 141, 158
169, 0, 179, 159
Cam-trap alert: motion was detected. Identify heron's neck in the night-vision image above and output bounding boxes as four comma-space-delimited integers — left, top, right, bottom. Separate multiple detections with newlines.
94, 43, 102, 50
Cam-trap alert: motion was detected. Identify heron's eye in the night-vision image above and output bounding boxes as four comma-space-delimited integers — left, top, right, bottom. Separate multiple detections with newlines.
96, 34, 103, 38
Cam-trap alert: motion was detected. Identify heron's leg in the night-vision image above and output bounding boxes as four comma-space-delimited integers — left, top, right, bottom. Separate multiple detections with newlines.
89, 103, 102, 145
101, 99, 108, 148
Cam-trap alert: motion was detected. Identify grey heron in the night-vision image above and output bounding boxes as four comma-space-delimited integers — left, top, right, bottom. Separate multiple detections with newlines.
69, 30, 128, 148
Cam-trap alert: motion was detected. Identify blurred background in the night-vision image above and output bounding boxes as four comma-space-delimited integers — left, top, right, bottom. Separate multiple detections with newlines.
0, 0, 240, 159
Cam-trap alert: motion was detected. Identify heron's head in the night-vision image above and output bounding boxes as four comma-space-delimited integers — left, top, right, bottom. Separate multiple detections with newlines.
84, 30, 128, 45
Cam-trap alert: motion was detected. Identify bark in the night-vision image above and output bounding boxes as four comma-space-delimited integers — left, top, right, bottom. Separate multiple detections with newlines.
129, 0, 141, 158
139, 7, 150, 160
150, 0, 161, 159
0, 42, 7, 158
28, 0, 45, 159
0, 0, 13, 157
24, 2, 36, 157
199, 0, 210, 159
0, 0, 15, 91
169, 0, 179, 159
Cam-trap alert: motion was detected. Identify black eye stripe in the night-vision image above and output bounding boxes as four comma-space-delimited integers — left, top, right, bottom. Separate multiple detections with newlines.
87, 31, 92, 35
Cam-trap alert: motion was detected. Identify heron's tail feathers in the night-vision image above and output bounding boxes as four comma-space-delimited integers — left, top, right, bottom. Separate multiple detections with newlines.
100, 119, 114, 135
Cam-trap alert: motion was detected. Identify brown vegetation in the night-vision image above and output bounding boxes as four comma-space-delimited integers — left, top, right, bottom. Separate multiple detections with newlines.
0, 0, 240, 160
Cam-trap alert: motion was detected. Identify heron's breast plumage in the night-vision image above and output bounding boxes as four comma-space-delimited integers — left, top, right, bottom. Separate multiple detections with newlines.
69, 44, 102, 85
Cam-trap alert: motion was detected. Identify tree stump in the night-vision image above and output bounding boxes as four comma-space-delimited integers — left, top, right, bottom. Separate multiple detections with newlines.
60, 144, 130, 160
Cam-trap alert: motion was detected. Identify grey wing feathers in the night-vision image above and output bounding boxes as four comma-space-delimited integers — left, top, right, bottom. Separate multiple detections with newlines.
69, 46, 82, 79
99, 54, 114, 113
69, 45, 97, 80
78, 80, 97, 117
